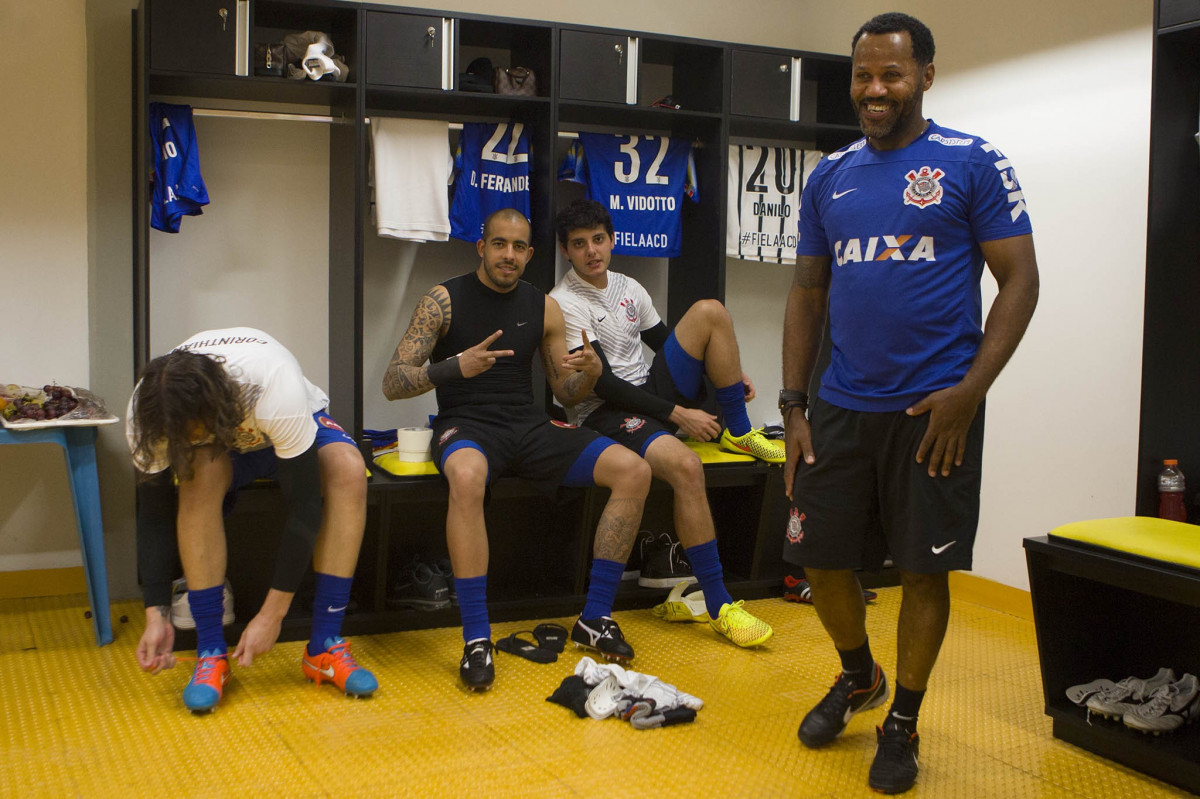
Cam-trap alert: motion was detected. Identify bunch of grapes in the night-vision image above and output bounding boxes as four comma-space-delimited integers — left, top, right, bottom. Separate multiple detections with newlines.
2, 385, 78, 422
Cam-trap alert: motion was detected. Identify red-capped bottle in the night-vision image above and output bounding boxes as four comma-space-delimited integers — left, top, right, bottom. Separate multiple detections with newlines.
1157, 459, 1188, 523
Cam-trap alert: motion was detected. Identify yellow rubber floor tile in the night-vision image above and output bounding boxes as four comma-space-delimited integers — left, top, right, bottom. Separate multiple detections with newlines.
0, 592, 1190, 798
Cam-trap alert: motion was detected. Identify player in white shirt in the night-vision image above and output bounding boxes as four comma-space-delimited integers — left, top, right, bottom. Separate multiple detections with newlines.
127, 328, 377, 713
551, 199, 778, 649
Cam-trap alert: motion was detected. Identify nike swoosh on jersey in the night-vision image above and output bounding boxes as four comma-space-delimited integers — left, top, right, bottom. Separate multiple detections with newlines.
832, 188, 857, 199
597, 316, 606, 322
517, 321, 527, 326
327, 605, 347, 613
931, 540, 957, 554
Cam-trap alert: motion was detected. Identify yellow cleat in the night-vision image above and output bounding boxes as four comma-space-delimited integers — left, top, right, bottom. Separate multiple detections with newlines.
719, 428, 785, 464
709, 600, 774, 647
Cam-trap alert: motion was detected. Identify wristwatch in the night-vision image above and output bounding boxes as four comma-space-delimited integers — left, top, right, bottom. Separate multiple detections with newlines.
778, 389, 809, 415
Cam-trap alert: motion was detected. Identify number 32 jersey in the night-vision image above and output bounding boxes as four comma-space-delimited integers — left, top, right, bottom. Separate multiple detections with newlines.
559, 132, 697, 257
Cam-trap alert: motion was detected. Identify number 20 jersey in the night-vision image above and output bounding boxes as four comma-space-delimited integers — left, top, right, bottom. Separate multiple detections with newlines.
797, 120, 1033, 412
726, 146, 824, 264
450, 122, 532, 243
559, 132, 697, 257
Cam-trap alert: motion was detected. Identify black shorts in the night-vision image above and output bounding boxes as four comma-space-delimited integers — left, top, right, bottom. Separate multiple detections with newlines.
431, 403, 615, 494
783, 395, 985, 574
584, 347, 709, 456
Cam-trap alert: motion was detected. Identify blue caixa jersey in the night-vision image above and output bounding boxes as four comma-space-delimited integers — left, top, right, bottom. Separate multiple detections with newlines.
797, 121, 1034, 412
559, 132, 697, 257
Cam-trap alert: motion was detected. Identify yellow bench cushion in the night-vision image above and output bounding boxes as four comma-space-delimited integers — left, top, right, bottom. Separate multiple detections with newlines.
1048, 516, 1200, 570
374, 452, 439, 477
372, 440, 755, 475
684, 440, 755, 464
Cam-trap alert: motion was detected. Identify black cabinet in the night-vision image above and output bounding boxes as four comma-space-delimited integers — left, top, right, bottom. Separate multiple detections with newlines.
1139, 9, 1200, 515
559, 29, 632, 104
1024, 536, 1200, 794
149, 0, 241, 75
135, 0, 861, 635
365, 10, 445, 89
1160, 0, 1200, 27
731, 49, 795, 119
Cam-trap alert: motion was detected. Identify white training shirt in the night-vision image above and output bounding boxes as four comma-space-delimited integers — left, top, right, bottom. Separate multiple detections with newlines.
126, 327, 329, 473
550, 269, 661, 422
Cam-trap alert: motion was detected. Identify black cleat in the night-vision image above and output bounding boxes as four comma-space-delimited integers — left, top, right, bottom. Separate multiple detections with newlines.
459, 638, 494, 692
797, 663, 889, 748
868, 721, 920, 794
571, 616, 634, 662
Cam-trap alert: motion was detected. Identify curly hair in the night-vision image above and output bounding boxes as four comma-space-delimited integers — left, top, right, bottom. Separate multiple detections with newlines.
852, 12, 935, 67
555, 199, 614, 249
130, 350, 259, 480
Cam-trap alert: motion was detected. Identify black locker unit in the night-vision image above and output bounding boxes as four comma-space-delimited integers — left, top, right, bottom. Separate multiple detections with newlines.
134, 0, 863, 639
1138, 3, 1200, 518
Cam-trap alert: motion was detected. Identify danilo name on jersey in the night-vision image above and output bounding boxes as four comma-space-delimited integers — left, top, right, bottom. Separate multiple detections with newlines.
833, 235, 936, 267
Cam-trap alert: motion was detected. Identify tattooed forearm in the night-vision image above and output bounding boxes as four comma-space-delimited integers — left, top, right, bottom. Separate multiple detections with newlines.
382, 290, 451, 400
560, 369, 596, 406
592, 497, 645, 562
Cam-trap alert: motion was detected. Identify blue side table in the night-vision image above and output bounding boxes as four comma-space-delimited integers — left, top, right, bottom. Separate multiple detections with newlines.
0, 424, 113, 645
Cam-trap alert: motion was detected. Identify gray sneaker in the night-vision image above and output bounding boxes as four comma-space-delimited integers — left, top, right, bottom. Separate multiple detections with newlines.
387, 558, 451, 610
1123, 673, 1200, 734
1085, 667, 1176, 719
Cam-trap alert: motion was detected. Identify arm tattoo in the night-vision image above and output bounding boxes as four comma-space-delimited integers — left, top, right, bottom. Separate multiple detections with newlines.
383, 288, 451, 399
154, 606, 170, 620
592, 497, 645, 562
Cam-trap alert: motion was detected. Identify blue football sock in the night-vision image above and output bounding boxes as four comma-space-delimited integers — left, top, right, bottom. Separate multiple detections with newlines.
188, 584, 227, 656
456, 575, 490, 643
308, 572, 354, 657
716, 382, 752, 437
582, 558, 624, 619
685, 539, 734, 617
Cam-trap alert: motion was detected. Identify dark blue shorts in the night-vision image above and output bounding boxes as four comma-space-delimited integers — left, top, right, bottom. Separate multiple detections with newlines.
431, 403, 616, 494
783, 396, 985, 574
222, 409, 354, 515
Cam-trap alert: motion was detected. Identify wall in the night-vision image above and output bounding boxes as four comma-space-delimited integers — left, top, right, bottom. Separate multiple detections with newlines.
0, 0, 1152, 599
0, 1, 93, 579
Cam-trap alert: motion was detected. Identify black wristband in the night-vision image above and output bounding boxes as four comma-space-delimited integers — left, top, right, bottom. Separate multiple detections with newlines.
778, 389, 810, 414
426, 355, 463, 386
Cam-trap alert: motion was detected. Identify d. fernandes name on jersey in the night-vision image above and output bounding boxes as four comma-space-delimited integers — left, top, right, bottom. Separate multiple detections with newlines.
470, 171, 530, 193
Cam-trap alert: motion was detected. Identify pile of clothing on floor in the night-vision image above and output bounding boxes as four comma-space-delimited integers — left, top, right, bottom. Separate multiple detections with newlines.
547, 656, 703, 729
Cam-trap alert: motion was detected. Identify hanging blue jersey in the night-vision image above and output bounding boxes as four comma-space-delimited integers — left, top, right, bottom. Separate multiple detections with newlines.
449, 122, 532, 243
797, 120, 1034, 412
558, 133, 698, 257
149, 103, 210, 233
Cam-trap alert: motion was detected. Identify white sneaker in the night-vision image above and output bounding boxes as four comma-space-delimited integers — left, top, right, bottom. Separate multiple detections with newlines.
170, 578, 236, 629
651, 581, 708, 623
1123, 673, 1200, 734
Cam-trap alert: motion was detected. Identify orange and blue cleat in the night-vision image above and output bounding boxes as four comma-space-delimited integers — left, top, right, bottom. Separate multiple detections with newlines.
302, 636, 378, 697
182, 650, 230, 713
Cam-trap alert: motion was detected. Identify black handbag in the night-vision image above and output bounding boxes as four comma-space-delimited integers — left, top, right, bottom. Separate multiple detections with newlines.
254, 42, 286, 77
494, 66, 537, 96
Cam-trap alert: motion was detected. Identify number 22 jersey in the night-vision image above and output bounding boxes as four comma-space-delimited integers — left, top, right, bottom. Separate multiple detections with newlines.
450, 122, 532, 243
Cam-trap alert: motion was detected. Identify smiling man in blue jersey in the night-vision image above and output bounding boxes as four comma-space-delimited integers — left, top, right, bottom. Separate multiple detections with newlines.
781, 13, 1039, 793
382, 208, 651, 692
550, 199, 778, 649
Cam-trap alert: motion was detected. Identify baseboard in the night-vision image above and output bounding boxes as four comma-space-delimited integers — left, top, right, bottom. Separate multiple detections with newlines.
949, 571, 1033, 621
0, 567, 87, 600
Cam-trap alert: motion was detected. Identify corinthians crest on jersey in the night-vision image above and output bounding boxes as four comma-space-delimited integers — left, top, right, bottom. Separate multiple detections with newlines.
903, 166, 945, 208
